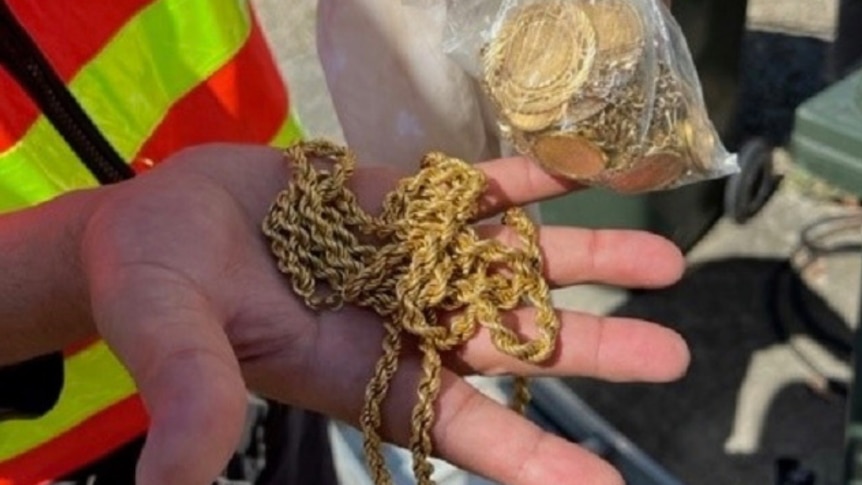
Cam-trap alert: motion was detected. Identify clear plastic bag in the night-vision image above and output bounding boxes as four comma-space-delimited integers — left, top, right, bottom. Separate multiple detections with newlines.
443, 0, 739, 193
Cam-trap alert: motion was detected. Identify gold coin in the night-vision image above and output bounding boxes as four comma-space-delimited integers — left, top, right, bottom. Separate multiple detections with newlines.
483, 1, 597, 115
605, 152, 687, 193
531, 132, 608, 179
487, 24, 587, 112
581, 0, 645, 64
504, 103, 568, 132
679, 111, 716, 173
569, 0, 645, 111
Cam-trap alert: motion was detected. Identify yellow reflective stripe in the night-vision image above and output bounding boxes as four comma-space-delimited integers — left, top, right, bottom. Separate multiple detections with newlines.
0, 121, 98, 214
0, 342, 136, 461
268, 111, 305, 148
73, 0, 252, 160
0, 0, 251, 213
0, 108, 303, 213
0, 110, 303, 456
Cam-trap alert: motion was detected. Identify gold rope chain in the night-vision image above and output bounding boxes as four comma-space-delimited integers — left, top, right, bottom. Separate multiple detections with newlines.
261, 140, 561, 485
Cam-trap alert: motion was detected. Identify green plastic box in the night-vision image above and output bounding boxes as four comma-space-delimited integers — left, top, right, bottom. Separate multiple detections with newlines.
788, 67, 862, 485
538, 182, 725, 252
790, 68, 862, 196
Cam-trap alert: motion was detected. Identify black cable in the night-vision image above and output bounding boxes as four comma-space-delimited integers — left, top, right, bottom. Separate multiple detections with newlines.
768, 213, 862, 399
800, 214, 862, 257
769, 261, 845, 398
795, 214, 861, 357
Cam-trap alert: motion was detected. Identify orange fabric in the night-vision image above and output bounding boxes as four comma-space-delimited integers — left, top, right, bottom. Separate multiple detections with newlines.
0, 71, 34, 150
0, 2, 295, 481
0, 0, 153, 151
0, 396, 149, 485
6, 0, 152, 79
136, 16, 290, 162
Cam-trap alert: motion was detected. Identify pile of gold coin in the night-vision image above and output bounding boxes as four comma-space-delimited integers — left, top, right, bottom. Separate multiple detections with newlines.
481, 0, 715, 193
482, 1, 597, 133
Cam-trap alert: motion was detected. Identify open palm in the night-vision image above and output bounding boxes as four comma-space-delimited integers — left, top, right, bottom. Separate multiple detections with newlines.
80, 143, 689, 485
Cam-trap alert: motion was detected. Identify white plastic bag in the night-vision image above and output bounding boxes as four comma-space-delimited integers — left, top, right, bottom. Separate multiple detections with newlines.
316, 0, 500, 170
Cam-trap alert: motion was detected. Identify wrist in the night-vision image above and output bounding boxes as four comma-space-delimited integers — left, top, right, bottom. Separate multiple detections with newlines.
0, 187, 105, 365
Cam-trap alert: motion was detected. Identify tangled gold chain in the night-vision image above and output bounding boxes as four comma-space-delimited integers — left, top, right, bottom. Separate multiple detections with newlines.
262, 140, 560, 484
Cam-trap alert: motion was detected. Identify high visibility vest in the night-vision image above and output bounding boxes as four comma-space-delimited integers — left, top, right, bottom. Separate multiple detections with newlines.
0, 1, 303, 483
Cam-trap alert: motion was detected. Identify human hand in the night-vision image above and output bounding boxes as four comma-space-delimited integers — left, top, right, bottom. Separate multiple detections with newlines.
79, 143, 689, 485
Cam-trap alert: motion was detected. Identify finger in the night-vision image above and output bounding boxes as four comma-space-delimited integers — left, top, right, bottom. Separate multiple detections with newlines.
447, 309, 690, 382
339, 153, 579, 219
302, 345, 624, 485
89, 265, 247, 485
477, 225, 685, 288
430, 370, 623, 485
250, 309, 625, 485
475, 156, 584, 218
193, 145, 580, 221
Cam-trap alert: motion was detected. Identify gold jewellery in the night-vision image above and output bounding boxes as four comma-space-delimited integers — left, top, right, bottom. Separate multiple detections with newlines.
481, 0, 713, 192
262, 140, 560, 485
483, 1, 597, 133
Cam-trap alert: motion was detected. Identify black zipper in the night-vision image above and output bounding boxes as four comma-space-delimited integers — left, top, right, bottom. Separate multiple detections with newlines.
0, 1, 134, 184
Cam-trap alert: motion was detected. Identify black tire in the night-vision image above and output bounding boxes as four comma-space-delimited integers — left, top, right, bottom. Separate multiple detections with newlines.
724, 137, 781, 224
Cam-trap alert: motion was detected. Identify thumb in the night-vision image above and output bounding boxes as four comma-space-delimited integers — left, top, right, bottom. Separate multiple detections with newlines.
90, 265, 247, 485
